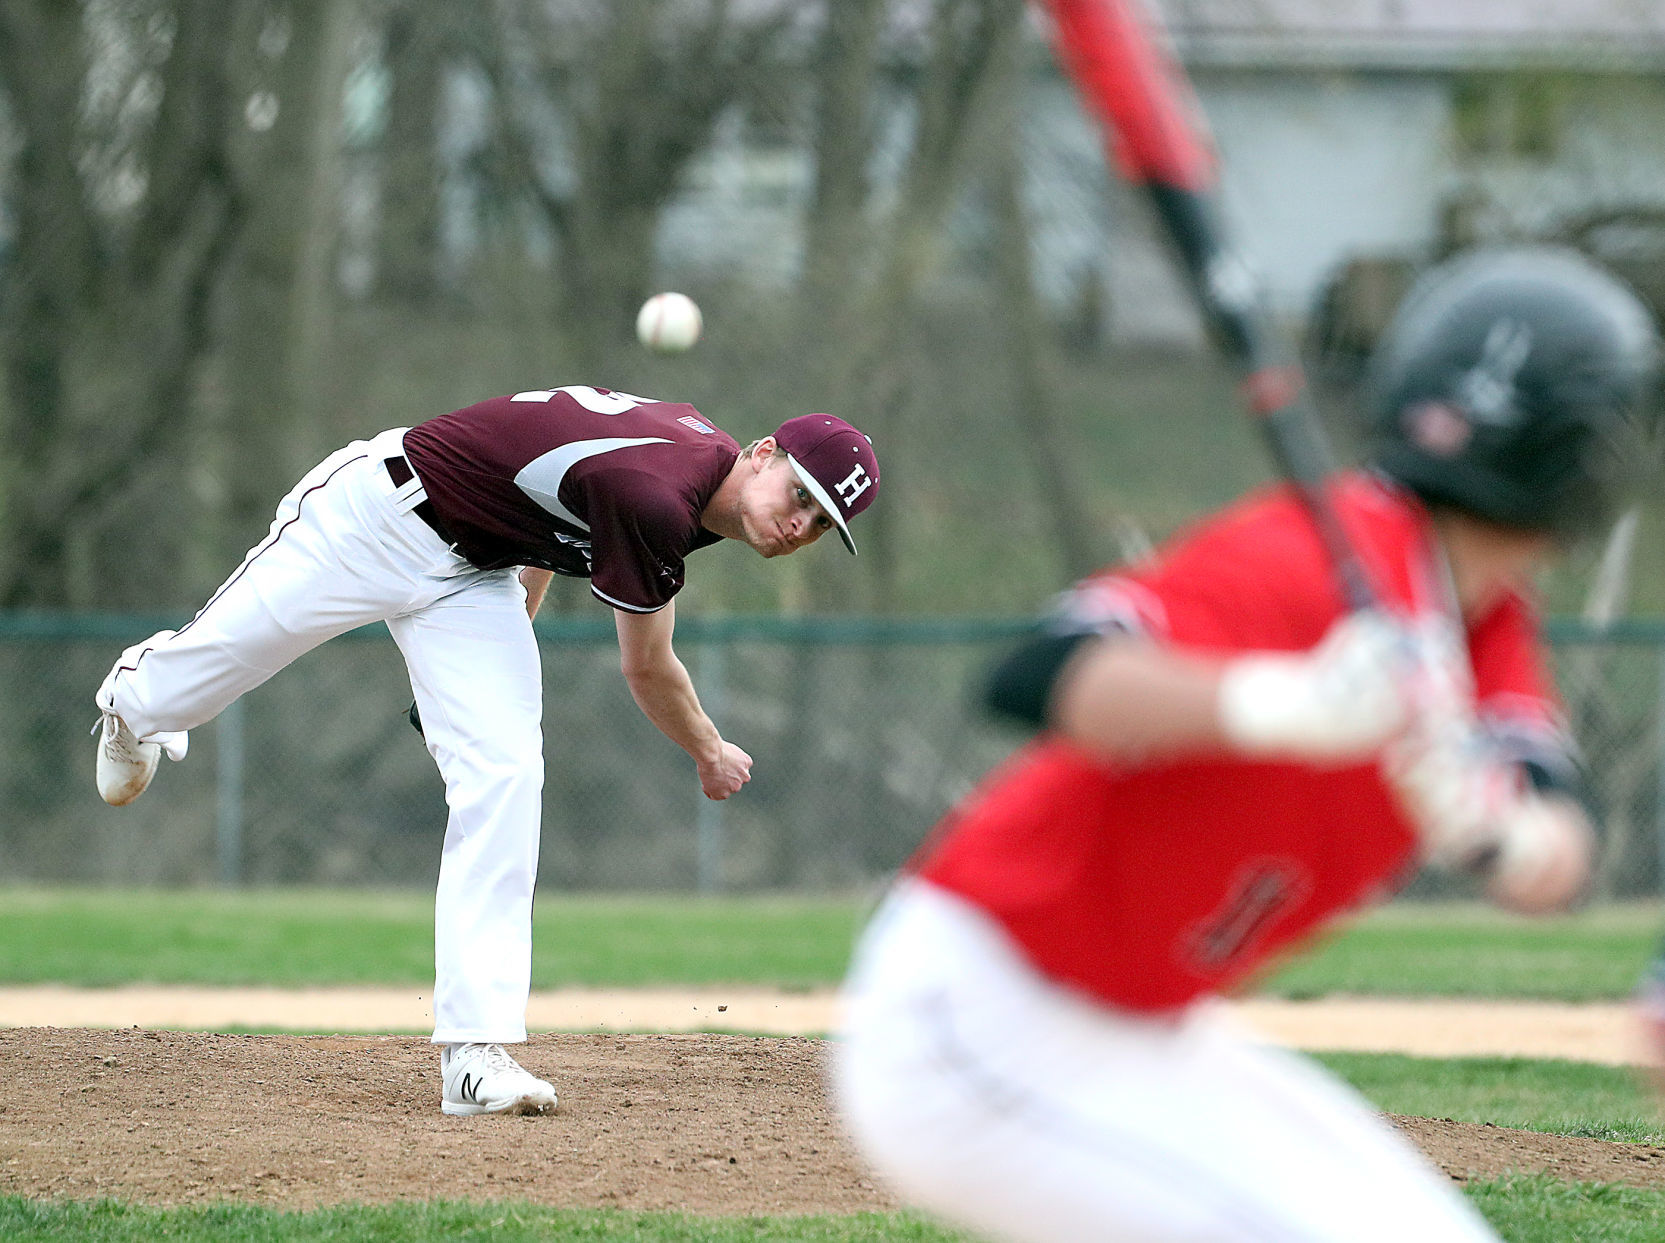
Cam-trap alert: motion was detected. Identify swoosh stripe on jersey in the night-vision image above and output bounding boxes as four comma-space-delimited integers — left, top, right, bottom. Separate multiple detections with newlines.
514, 436, 673, 532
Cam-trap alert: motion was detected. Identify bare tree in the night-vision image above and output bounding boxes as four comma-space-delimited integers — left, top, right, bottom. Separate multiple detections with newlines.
475, 0, 796, 369
986, 45, 1102, 581
801, 0, 885, 339
821, 0, 1029, 612
376, 0, 450, 306
0, 2, 100, 501
0, 0, 248, 607
218, 0, 356, 554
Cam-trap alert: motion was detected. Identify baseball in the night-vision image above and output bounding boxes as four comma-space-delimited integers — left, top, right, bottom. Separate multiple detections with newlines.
636, 292, 702, 352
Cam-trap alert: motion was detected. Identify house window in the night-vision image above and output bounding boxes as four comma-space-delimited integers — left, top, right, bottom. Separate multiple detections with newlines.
1452, 73, 1564, 161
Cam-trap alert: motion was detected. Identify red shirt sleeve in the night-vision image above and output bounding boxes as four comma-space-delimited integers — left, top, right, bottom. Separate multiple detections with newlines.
1115, 488, 1352, 653
1469, 592, 1553, 709
1467, 591, 1574, 776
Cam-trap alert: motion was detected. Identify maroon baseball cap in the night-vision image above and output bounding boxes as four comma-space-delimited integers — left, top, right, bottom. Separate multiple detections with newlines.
773, 414, 880, 555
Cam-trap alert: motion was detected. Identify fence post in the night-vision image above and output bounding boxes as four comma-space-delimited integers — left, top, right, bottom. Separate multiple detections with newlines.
216, 698, 245, 886
695, 640, 728, 894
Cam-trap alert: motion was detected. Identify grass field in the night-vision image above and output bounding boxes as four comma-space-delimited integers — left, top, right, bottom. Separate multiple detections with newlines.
7, 1176, 1665, 1242
0, 889, 870, 989
0, 888, 1657, 998
1313, 1052, 1665, 1145
6, 1182, 1665, 1242
1268, 901, 1663, 1001
0, 1201, 976, 1242
5, 889, 1665, 1240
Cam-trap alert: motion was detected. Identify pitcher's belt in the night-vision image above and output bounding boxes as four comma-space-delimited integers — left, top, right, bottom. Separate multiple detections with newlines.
383, 456, 455, 546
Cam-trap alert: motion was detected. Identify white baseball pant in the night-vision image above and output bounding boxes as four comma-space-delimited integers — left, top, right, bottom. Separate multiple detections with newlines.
834, 878, 1501, 1243
98, 426, 544, 1044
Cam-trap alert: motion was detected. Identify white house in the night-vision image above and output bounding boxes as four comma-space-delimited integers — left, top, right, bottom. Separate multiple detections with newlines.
1165, 0, 1665, 343
660, 0, 1665, 347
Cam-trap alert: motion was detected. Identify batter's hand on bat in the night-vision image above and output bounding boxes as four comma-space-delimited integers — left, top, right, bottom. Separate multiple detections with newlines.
1385, 710, 1592, 913
698, 741, 753, 801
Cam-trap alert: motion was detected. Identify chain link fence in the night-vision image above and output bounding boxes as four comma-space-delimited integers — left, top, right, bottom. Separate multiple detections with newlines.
1, 614, 1029, 892
5, 612, 1665, 898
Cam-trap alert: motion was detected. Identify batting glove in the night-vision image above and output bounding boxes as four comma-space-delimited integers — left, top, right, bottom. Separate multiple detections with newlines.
1217, 609, 1414, 762
1384, 705, 1586, 909
1384, 710, 1523, 873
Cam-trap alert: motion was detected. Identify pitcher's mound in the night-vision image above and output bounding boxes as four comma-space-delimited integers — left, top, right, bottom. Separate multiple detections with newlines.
2, 1028, 1660, 1212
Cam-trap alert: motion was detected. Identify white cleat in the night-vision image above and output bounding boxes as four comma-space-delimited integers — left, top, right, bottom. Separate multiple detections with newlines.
94, 713, 160, 806
93, 713, 189, 806
441, 1042, 558, 1116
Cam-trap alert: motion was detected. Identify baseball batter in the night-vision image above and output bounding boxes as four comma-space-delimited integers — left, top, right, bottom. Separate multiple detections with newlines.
92, 385, 879, 1115
835, 249, 1657, 1241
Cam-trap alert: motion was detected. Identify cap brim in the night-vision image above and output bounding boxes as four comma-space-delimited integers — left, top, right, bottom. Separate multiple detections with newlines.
786, 453, 857, 554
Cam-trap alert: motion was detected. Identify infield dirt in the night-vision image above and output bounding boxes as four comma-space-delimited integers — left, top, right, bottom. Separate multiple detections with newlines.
3, 1025, 1665, 1213
0, 988, 1650, 1065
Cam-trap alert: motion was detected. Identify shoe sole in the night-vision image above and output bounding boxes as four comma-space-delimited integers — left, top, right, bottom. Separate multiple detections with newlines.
442, 1094, 557, 1117
98, 762, 159, 807
97, 734, 160, 807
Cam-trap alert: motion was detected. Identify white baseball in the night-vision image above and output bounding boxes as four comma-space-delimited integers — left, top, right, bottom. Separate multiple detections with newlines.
636, 292, 702, 352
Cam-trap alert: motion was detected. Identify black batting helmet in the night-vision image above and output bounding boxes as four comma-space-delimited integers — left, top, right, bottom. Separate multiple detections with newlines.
1366, 246, 1659, 538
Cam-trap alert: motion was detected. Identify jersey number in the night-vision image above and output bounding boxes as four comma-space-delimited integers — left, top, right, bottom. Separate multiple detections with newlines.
511, 385, 658, 415
1183, 860, 1308, 973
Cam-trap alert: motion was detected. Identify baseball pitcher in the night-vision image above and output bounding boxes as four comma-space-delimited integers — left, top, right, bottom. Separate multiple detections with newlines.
93, 386, 879, 1115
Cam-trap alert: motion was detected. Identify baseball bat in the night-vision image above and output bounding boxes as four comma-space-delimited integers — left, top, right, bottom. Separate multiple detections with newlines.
1038, 0, 1377, 612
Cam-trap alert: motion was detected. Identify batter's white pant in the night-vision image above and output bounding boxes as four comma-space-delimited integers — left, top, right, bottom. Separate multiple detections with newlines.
834, 879, 1501, 1243
98, 427, 544, 1045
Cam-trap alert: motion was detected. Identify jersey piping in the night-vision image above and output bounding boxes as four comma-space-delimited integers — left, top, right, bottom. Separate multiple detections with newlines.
591, 584, 665, 614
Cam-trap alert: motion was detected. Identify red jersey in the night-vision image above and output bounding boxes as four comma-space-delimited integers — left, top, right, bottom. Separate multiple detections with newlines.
403, 386, 739, 613
915, 473, 1564, 1012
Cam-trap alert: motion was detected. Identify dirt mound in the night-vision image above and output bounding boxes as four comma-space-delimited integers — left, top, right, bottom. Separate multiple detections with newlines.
2, 1028, 1661, 1215
0, 1028, 883, 1213
1391, 1115, 1665, 1189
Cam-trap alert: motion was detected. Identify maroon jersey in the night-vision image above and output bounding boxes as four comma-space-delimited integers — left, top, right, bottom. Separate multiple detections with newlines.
915, 473, 1567, 1012
402, 387, 739, 613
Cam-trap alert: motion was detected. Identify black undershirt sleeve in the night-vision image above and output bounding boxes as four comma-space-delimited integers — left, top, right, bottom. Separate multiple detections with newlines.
982, 630, 1099, 728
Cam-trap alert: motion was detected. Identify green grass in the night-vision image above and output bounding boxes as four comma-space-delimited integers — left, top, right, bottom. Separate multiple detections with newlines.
1467, 1175, 1665, 1241
0, 888, 1657, 999
0, 888, 870, 989
0, 1201, 971, 1242
1316, 1051, 1665, 1145
1261, 901, 1663, 1001
8, 1183, 1665, 1242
